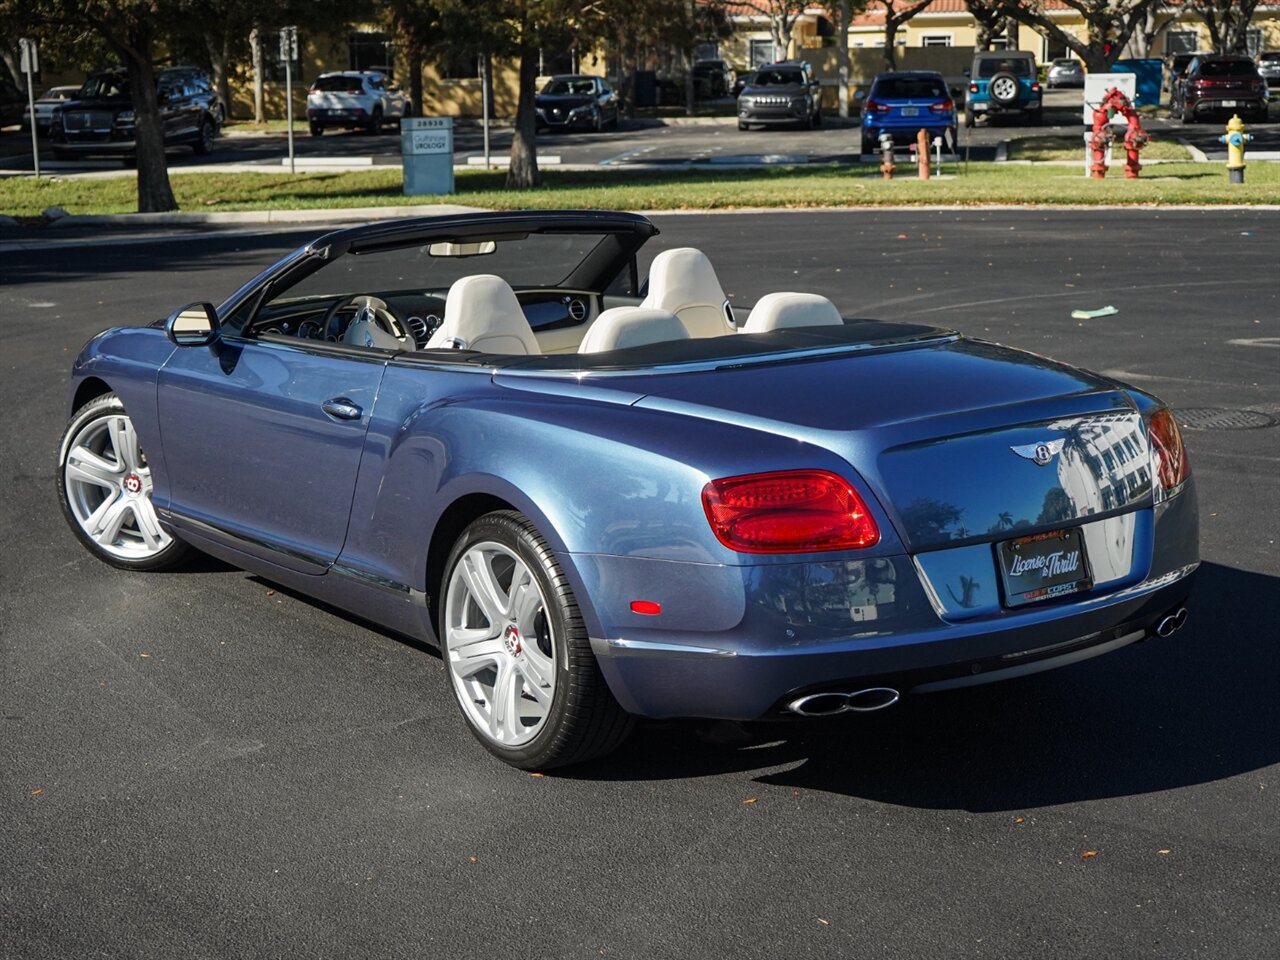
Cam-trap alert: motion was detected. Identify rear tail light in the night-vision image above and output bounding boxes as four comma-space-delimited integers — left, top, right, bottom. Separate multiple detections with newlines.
865, 99, 890, 114
1148, 407, 1189, 498
1031, 82, 1042, 93
968, 83, 978, 94
929, 99, 954, 113
309, 85, 320, 94
702, 470, 880, 554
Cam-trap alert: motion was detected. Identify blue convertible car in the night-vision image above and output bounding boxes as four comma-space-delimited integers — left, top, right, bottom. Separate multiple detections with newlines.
58, 211, 1198, 769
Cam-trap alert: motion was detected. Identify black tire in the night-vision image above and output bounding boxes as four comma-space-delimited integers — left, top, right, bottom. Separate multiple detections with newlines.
57, 392, 193, 572
1180, 102, 1193, 125
366, 106, 383, 134
964, 103, 975, 128
1029, 108, 1044, 127
738, 120, 749, 131
592, 108, 603, 133
814, 107, 823, 127
861, 133, 876, 156
192, 118, 214, 155
310, 122, 323, 137
439, 511, 633, 770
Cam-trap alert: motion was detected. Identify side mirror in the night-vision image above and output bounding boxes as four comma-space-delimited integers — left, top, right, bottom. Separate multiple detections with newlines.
166, 302, 220, 346
963, 68, 971, 78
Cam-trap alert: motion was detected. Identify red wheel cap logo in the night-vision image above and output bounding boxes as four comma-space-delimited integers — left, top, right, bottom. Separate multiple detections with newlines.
503, 624, 522, 656
123, 473, 143, 494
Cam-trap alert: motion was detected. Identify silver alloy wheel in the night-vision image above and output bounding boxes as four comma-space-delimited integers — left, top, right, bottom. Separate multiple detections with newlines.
63, 413, 171, 560
444, 541, 557, 747
991, 76, 1019, 102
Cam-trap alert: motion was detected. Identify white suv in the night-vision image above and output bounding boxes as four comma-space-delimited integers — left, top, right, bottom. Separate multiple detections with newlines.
307, 71, 410, 135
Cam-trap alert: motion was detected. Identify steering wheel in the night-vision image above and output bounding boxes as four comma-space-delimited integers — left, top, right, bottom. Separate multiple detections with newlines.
321, 294, 408, 344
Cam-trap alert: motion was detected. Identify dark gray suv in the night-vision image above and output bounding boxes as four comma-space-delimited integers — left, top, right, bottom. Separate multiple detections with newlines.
737, 61, 822, 130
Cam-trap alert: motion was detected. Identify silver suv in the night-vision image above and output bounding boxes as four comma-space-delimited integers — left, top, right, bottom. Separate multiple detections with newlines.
306, 71, 410, 135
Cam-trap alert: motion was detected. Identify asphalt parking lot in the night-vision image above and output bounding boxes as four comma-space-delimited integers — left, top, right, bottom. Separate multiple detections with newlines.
3, 89, 1278, 174
2, 210, 1278, 959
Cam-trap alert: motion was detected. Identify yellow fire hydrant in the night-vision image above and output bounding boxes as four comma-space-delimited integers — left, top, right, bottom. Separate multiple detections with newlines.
1219, 114, 1252, 185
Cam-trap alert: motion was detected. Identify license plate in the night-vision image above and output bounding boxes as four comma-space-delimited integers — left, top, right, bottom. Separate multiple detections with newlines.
900, 107, 920, 116
1222, 100, 1237, 107
997, 527, 1092, 607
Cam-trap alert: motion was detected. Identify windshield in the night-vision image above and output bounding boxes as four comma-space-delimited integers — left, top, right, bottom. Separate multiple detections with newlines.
79, 74, 128, 98
543, 78, 596, 96
873, 77, 945, 99
268, 232, 611, 307
1199, 60, 1255, 78
978, 58, 1032, 78
314, 75, 365, 92
753, 69, 804, 86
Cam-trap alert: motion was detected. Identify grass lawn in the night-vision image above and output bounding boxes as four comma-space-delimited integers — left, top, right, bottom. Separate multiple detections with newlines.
1006, 134, 1192, 162
2, 162, 1278, 218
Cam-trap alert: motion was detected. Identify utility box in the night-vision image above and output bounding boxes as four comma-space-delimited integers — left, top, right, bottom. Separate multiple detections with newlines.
1111, 58, 1162, 108
401, 117, 454, 195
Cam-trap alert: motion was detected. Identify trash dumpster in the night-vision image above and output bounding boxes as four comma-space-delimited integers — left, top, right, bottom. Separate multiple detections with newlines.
401, 117, 454, 196
1111, 59, 1162, 108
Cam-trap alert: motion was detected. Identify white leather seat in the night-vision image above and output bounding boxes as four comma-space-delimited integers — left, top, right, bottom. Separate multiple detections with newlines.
639, 248, 736, 339
424, 275, 541, 355
738, 292, 844, 334
578, 307, 689, 354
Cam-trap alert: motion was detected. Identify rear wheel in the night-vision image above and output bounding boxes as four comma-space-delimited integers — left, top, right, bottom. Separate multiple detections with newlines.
861, 133, 876, 156
192, 117, 214, 155
440, 511, 633, 770
57, 393, 192, 572
964, 103, 975, 128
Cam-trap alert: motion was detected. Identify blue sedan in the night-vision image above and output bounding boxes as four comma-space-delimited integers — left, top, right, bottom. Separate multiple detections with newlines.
57, 211, 1199, 770
861, 70, 958, 156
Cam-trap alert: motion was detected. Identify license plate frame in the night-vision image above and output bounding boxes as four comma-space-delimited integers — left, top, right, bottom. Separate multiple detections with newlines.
996, 527, 1093, 608
1222, 99, 1238, 107
900, 107, 920, 117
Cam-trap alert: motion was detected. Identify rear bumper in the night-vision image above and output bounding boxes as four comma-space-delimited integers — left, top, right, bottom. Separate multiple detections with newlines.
581, 489, 1199, 720
1189, 96, 1266, 117
971, 99, 1040, 115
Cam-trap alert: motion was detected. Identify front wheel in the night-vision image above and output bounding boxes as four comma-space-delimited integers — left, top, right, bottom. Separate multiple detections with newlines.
440, 511, 633, 770
192, 117, 214, 155
366, 106, 383, 134
57, 392, 192, 571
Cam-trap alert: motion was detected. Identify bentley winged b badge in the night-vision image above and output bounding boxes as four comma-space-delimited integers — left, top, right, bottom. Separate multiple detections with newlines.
1010, 439, 1066, 466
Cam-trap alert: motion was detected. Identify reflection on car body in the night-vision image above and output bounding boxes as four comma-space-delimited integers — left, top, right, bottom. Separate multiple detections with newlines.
58, 211, 1200, 771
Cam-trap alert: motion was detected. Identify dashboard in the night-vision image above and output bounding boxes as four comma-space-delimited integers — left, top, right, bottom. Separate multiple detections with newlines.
251, 288, 598, 349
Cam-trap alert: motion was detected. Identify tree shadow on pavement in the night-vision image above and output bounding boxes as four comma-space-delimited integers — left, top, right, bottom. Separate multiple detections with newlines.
568, 562, 1280, 811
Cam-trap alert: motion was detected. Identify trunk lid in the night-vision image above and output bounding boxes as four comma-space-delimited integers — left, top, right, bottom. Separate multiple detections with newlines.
567, 337, 1152, 552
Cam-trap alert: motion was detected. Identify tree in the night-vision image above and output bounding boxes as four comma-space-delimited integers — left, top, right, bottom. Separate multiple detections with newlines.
435, 0, 611, 189
737, 0, 809, 60
824, 0, 869, 118
867, 0, 933, 71
1188, 0, 1262, 56
996, 1, 1161, 74
964, 0, 1007, 52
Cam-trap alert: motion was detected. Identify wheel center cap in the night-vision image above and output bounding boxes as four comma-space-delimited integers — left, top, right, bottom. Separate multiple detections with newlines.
123, 472, 143, 495
503, 624, 522, 657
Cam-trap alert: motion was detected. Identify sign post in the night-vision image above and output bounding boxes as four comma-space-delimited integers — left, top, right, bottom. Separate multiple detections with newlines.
280, 26, 298, 173
19, 37, 39, 177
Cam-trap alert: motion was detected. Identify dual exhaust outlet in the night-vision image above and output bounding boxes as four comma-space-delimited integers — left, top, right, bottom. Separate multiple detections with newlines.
786, 607, 1189, 717
787, 687, 900, 717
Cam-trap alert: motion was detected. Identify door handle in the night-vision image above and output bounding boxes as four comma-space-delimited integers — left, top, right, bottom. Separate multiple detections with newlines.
322, 398, 362, 420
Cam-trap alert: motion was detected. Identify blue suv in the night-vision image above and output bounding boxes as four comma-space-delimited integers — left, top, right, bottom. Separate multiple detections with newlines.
861, 71, 957, 155
964, 51, 1043, 127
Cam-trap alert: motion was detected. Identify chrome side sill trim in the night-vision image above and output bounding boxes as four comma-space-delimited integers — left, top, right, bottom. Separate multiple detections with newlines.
591, 637, 738, 659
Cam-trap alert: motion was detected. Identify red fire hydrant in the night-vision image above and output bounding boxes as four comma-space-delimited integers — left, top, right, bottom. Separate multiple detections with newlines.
1089, 87, 1148, 179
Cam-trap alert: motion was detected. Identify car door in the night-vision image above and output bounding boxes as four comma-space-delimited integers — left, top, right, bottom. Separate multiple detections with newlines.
156, 337, 386, 572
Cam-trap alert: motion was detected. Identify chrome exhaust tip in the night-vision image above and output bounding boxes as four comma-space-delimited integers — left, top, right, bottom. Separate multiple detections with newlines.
1155, 607, 1189, 638
787, 688, 901, 717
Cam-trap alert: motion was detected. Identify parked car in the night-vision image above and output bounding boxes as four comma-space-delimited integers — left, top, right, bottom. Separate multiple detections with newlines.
307, 71, 409, 135
57, 209, 1200, 770
21, 85, 80, 134
692, 59, 734, 99
737, 61, 822, 130
1046, 58, 1085, 88
535, 75, 619, 132
1172, 54, 1267, 123
47, 66, 221, 162
964, 51, 1042, 127
1256, 51, 1280, 90
861, 70, 956, 155
1165, 52, 1199, 96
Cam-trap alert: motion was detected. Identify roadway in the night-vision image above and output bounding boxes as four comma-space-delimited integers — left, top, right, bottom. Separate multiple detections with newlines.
2, 210, 1278, 959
